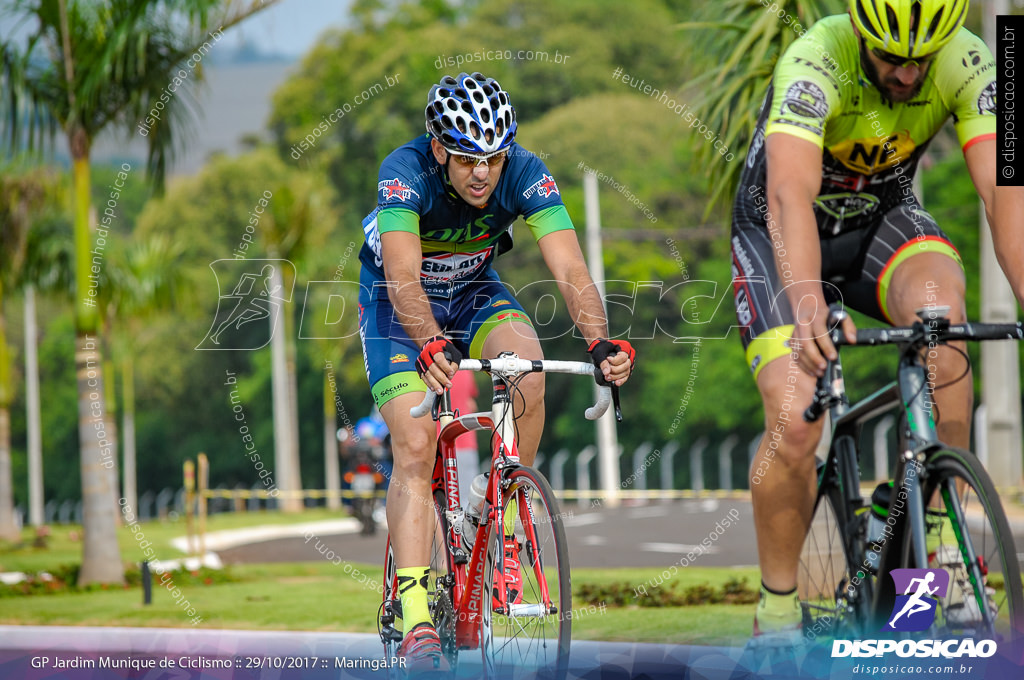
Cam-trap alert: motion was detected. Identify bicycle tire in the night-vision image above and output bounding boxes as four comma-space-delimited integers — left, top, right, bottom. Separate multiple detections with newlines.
916, 448, 1024, 641
480, 464, 571, 679
380, 487, 458, 675
798, 474, 874, 641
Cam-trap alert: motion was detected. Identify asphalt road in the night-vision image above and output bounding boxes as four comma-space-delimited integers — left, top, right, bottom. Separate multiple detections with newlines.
216, 499, 756, 569
217, 496, 1024, 575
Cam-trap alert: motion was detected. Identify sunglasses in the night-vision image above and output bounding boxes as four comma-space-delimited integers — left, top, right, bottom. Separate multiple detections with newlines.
448, 150, 507, 167
870, 46, 935, 68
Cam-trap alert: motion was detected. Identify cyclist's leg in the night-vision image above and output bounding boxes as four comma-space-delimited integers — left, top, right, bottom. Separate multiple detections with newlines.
457, 275, 543, 466
733, 225, 823, 629
359, 277, 440, 643
863, 205, 970, 449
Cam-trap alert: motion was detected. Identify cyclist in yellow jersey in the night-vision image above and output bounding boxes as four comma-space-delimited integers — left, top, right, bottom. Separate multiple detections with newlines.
730, 0, 1024, 645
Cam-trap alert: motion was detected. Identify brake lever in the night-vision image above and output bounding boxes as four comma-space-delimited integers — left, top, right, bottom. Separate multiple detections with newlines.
611, 385, 622, 422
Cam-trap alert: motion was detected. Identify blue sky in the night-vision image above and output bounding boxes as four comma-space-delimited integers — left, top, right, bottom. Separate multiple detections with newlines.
221, 0, 352, 57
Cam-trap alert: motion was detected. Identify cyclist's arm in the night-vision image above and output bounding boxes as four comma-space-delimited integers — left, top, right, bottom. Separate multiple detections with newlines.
765, 132, 851, 375
536, 229, 608, 346
964, 138, 1024, 309
379, 229, 443, 343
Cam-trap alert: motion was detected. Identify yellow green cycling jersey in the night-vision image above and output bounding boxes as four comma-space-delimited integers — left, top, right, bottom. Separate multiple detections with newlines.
737, 15, 996, 234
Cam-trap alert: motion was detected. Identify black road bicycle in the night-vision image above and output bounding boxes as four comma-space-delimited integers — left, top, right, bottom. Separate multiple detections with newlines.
798, 306, 1024, 642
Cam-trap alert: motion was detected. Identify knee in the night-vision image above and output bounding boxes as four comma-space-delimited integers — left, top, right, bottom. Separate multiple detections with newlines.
763, 419, 823, 467
515, 372, 545, 405
392, 429, 434, 478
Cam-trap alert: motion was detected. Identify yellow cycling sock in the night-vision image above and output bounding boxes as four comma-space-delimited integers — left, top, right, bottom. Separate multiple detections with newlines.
757, 583, 801, 631
397, 567, 432, 635
503, 497, 518, 536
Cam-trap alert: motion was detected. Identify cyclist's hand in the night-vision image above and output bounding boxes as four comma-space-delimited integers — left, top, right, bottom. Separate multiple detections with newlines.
587, 338, 636, 386
792, 309, 856, 377
415, 335, 463, 394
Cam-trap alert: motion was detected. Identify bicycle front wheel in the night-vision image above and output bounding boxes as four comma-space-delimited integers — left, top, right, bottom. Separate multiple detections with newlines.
798, 476, 872, 640
920, 448, 1024, 642
481, 465, 571, 679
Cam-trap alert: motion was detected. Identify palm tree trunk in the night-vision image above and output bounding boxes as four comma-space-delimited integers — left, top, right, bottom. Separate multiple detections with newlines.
0, 279, 19, 540
324, 363, 340, 510
71, 149, 124, 585
24, 285, 44, 526
122, 356, 137, 515
270, 263, 300, 511
284, 267, 302, 509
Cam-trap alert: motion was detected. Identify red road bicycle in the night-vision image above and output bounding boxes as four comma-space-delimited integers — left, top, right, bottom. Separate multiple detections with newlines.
380, 353, 613, 678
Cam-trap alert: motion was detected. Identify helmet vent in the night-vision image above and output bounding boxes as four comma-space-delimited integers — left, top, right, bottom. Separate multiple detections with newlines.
855, 0, 882, 40
923, 7, 942, 44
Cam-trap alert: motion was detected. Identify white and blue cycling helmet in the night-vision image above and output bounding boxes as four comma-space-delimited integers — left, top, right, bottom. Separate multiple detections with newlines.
425, 72, 517, 155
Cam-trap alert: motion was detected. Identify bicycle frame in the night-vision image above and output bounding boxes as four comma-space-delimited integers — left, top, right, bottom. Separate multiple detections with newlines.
817, 315, 998, 632
429, 366, 555, 650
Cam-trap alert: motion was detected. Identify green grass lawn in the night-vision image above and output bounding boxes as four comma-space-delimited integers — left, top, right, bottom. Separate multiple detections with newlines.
1, 526, 761, 646
0, 508, 342, 574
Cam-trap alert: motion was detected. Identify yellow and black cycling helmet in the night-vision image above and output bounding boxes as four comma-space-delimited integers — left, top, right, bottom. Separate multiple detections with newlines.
849, 0, 968, 59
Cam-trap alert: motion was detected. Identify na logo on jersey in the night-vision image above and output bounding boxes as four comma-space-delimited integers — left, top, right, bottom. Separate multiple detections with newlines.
523, 174, 559, 199
884, 568, 949, 632
378, 178, 420, 202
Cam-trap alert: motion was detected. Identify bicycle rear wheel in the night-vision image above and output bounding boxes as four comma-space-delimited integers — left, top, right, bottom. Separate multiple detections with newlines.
380, 488, 457, 673
481, 465, 570, 679
920, 448, 1024, 641
798, 475, 872, 641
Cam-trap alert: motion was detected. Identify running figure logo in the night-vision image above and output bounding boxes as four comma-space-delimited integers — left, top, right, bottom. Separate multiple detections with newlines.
884, 568, 950, 632
197, 259, 296, 350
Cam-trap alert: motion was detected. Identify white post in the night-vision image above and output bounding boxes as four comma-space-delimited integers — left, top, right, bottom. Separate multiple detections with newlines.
576, 445, 597, 504
980, 0, 1023, 489
689, 437, 708, 492
550, 449, 570, 493
718, 434, 738, 491
630, 442, 654, 494
659, 441, 680, 500
24, 286, 44, 526
583, 171, 621, 507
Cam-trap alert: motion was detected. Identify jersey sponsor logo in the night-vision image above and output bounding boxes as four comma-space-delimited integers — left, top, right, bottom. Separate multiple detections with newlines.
830, 130, 915, 175
746, 127, 765, 169
963, 50, 983, 68
954, 61, 994, 99
390, 353, 409, 364
422, 214, 492, 244
491, 299, 511, 307
780, 80, 829, 131
378, 177, 420, 202
522, 174, 559, 199
978, 81, 996, 115
792, 57, 839, 91
420, 247, 494, 282
735, 287, 753, 326
815, 192, 881, 220
379, 381, 409, 399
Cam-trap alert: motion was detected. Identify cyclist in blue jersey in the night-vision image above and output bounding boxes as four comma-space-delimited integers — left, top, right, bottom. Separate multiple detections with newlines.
357, 72, 636, 672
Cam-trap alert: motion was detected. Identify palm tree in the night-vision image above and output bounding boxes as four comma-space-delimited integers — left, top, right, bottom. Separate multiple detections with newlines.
1, 0, 278, 583
21, 208, 74, 527
105, 235, 187, 515
679, 0, 842, 210
0, 162, 65, 540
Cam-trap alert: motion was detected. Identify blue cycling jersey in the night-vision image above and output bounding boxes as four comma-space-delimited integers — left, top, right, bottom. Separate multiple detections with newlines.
358, 135, 571, 297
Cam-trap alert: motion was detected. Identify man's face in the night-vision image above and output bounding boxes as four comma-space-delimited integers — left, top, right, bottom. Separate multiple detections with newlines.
431, 139, 505, 208
858, 38, 933, 103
